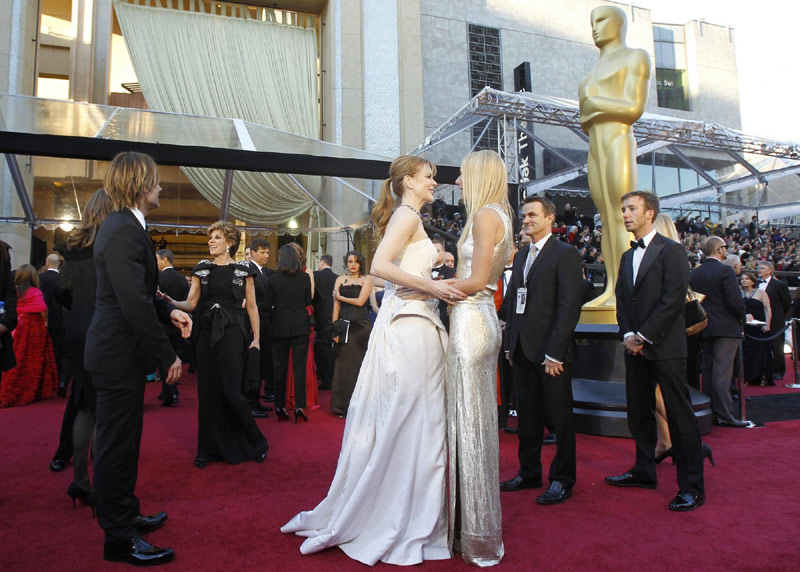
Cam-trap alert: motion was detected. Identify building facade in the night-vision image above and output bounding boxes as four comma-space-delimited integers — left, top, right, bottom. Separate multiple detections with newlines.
0, 0, 743, 265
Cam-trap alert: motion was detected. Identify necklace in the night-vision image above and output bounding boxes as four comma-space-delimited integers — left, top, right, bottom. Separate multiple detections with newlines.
399, 203, 423, 219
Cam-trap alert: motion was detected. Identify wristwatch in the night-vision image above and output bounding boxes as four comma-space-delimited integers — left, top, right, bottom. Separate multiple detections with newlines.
633, 335, 645, 345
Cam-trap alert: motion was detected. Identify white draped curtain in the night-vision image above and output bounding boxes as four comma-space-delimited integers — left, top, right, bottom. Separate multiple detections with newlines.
114, 1, 319, 226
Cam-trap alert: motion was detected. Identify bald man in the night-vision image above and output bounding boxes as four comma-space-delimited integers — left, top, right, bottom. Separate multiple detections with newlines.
40, 253, 69, 394
690, 237, 746, 427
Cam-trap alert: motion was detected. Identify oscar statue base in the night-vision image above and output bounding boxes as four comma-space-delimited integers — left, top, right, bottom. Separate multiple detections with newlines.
571, 323, 712, 437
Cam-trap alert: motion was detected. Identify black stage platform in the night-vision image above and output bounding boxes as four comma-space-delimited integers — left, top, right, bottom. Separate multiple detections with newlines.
571, 323, 712, 437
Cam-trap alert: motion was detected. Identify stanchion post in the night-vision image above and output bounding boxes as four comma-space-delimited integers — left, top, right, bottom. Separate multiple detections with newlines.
737, 339, 746, 423
787, 319, 800, 389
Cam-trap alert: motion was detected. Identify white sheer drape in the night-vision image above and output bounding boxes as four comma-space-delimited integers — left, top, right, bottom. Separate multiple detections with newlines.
114, 1, 319, 226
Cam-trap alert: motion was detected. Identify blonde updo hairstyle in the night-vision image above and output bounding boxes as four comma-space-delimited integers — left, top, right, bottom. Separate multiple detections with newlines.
457, 150, 514, 247
371, 155, 437, 237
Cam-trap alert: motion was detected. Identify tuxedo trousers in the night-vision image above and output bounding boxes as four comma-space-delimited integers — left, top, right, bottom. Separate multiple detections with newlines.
272, 335, 308, 409
625, 355, 704, 494
512, 346, 576, 488
92, 374, 145, 542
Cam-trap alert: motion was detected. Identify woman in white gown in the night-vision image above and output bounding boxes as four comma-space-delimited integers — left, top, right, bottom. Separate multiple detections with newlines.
447, 150, 513, 566
281, 155, 466, 566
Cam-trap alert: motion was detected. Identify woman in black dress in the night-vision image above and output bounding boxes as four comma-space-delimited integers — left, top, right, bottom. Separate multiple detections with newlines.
52, 189, 112, 510
169, 220, 268, 467
330, 250, 373, 417
741, 272, 773, 385
266, 244, 312, 423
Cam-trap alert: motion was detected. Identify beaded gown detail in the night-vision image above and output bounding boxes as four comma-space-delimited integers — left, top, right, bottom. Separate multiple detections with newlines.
447, 204, 511, 566
282, 238, 450, 566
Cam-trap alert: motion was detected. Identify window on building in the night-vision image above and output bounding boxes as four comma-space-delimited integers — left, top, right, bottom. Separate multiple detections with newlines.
653, 25, 689, 111
468, 24, 501, 150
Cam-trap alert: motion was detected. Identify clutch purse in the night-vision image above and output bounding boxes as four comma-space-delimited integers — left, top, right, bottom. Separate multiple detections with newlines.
685, 288, 708, 336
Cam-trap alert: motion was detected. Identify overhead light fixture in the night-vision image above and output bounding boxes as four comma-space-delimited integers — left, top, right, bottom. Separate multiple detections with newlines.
288, 219, 298, 229
59, 222, 75, 232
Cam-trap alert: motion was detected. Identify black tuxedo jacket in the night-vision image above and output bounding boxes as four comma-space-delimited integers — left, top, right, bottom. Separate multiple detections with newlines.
689, 258, 744, 338
85, 210, 177, 382
0, 254, 16, 372
39, 269, 64, 331
159, 266, 189, 302
616, 232, 688, 360
765, 277, 791, 330
265, 271, 312, 338
249, 262, 274, 331
505, 235, 583, 364
313, 268, 338, 335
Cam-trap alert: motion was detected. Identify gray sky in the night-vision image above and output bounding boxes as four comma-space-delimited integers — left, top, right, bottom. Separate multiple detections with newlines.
633, 0, 798, 142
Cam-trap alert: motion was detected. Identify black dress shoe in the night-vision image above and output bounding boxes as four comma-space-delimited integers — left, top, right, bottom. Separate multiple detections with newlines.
499, 475, 542, 492
49, 458, 67, 472
104, 536, 174, 566
536, 480, 572, 505
604, 472, 657, 489
254, 402, 273, 412
134, 512, 168, 534
57, 381, 68, 398
503, 426, 518, 434
668, 491, 705, 511
713, 417, 749, 428
542, 431, 557, 445
161, 396, 179, 407
251, 410, 269, 418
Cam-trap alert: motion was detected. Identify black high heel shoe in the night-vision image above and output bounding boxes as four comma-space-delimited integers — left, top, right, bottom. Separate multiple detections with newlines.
67, 483, 95, 517
655, 447, 675, 465
275, 408, 289, 422
294, 408, 308, 424
703, 442, 715, 467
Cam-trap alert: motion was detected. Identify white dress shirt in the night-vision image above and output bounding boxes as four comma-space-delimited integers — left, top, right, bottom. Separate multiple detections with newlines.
129, 207, 146, 230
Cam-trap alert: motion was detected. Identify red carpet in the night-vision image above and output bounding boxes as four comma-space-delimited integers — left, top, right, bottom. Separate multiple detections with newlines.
1, 367, 799, 571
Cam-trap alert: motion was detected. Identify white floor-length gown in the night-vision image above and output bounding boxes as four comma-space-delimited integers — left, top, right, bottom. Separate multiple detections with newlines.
281, 238, 450, 566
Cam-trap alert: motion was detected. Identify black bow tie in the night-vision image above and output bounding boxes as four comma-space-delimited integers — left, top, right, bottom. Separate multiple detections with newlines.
630, 238, 646, 250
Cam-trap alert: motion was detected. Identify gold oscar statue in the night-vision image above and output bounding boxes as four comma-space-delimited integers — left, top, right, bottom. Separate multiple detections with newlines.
579, 5, 650, 318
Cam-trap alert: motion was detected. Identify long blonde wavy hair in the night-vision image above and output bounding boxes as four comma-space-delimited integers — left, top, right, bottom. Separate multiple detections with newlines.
457, 150, 513, 247
371, 155, 436, 237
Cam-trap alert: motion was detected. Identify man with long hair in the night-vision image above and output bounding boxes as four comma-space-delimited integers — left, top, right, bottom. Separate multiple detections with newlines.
85, 152, 191, 565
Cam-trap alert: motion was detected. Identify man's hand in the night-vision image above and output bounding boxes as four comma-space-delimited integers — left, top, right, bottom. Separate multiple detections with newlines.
542, 357, 563, 377
248, 340, 260, 350
622, 336, 643, 356
0, 324, 8, 336
165, 356, 182, 384
170, 309, 192, 339
505, 351, 513, 367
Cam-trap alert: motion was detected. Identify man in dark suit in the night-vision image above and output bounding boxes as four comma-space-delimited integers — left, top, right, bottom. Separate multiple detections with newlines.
247, 238, 275, 414
156, 249, 189, 407
0, 240, 16, 385
690, 236, 747, 427
500, 196, 583, 505
605, 191, 706, 512
42, 253, 77, 472
432, 238, 455, 330
40, 253, 69, 395
313, 254, 337, 390
758, 261, 791, 382
85, 152, 192, 566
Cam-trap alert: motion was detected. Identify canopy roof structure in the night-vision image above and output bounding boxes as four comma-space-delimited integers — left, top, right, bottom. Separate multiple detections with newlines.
0, 93, 459, 231
414, 88, 800, 221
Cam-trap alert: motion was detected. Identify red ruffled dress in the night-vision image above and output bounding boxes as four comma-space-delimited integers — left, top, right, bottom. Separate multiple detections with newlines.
0, 287, 58, 407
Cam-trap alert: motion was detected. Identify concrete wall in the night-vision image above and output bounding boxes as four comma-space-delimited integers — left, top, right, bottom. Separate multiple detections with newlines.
419, 0, 741, 170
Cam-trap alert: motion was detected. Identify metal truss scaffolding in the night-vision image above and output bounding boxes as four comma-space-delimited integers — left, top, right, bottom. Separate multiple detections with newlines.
413, 87, 800, 217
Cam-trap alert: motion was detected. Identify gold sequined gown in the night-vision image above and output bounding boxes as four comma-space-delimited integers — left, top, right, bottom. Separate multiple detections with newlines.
447, 204, 511, 566
282, 238, 450, 566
